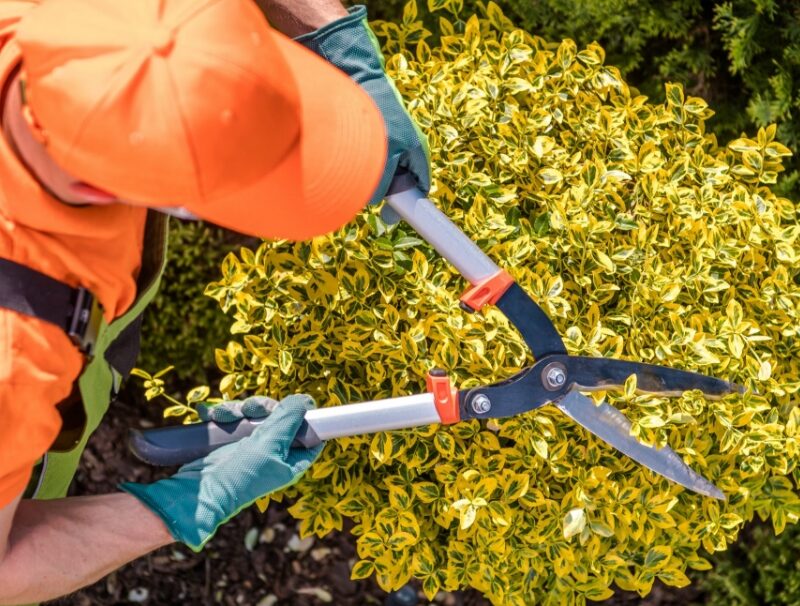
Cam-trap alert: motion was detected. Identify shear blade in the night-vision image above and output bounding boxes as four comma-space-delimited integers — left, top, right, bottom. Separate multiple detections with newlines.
555, 390, 725, 500
564, 356, 744, 398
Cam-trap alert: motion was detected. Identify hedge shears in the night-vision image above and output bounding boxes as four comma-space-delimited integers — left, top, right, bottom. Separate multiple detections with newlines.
130, 173, 741, 500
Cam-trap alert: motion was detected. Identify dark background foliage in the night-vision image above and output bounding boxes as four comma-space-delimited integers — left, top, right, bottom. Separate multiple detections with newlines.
138, 221, 256, 383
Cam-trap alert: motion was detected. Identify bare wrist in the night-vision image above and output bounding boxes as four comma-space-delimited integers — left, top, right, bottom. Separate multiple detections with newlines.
254, 0, 349, 37
121, 493, 175, 548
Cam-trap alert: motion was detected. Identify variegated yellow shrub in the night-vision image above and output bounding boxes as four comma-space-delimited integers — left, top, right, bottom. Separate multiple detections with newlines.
198, 2, 800, 604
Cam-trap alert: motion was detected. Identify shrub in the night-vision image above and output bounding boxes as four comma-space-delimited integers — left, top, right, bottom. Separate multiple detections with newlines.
700, 521, 800, 605
484, 0, 713, 82
139, 220, 245, 382
362, 0, 800, 196
193, 2, 800, 604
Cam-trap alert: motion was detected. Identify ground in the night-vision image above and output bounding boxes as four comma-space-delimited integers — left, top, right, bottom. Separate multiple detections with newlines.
46, 386, 708, 606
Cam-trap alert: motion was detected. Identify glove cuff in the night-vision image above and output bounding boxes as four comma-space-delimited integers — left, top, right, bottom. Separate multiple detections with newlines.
292, 5, 431, 201
294, 5, 367, 45
120, 480, 209, 552
293, 6, 387, 81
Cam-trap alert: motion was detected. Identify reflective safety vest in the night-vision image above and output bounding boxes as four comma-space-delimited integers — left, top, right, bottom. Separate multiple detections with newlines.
1, 212, 170, 500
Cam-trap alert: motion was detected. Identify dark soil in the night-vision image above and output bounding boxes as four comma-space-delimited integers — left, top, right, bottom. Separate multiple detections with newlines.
45, 386, 707, 606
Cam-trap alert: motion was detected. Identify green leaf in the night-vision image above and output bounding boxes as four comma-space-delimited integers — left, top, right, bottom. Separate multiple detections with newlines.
427, 0, 451, 12
422, 574, 441, 600
413, 482, 442, 503
279, 350, 293, 374
614, 213, 638, 230
164, 405, 192, 418
639, 415, 666, 429
434, 431, 456, 457
644, 546, 672, 570
563, 508, 586, 539
728, 138, 759, 153
351, 559, 375, 580
186, 385, 211, 404
623, 374, 638, 398
658, 568, 690, 588
394, 236, 426, 250
665, 82, 685, 107
153, 365, 175, 379
589, 522, 615, 538
402, 0, 418, 24
538, 168, 563, 185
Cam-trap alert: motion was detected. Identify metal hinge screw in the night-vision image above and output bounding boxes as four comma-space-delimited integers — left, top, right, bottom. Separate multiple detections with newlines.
471, 394, 492, 414
543, 363, 568, 391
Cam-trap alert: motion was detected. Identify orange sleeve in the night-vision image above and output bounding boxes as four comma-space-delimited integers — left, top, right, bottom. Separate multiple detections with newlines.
0, 308, 83, 507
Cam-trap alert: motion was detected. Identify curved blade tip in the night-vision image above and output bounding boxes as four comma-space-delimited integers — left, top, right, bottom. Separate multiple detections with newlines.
693, 481, 726, 501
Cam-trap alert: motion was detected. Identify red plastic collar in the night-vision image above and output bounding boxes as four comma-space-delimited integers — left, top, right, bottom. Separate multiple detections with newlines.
460, 269, 514, 311
426, 370, 459, 424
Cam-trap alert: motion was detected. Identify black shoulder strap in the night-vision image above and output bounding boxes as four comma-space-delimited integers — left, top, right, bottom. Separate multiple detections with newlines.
0, 257, 97, 352
0, 258, 76, 327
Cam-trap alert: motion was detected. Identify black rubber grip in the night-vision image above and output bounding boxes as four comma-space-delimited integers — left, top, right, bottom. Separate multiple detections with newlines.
128, 418, 320, 466
386, 169, 416, 195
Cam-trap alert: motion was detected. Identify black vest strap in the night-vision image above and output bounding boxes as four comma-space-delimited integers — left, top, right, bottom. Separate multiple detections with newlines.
0, 257, 98, 353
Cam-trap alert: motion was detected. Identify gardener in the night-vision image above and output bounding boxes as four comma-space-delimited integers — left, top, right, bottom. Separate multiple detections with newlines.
0, 0, 429, 603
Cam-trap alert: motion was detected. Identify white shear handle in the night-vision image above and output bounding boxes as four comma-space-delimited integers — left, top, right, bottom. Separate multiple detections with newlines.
385, 173, 500, 285
129, 394, 440, 466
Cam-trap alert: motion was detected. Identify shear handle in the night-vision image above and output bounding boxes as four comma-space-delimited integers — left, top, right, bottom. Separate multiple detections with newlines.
129, 418, 319, 466
385, 173, 500, 285
130, 392, 444, 467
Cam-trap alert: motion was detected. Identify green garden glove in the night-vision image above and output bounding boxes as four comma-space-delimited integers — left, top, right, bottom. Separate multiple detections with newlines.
195, 396, 278, 423
296, 5, 431, 218
121, 395, 323, 552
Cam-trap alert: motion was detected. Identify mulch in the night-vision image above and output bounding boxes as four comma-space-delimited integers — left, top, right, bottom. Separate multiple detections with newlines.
44, 385, 706, 606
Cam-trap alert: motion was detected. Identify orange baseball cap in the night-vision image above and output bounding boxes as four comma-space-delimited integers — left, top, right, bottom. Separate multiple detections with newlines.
14, 0, 387, 240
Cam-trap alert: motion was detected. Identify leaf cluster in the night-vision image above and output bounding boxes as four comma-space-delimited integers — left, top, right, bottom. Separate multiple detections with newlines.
184, 2, 800, 604
362, 0, 800, 196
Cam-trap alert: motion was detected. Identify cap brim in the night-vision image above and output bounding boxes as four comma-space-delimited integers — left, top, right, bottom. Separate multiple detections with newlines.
191, 32, 387, 240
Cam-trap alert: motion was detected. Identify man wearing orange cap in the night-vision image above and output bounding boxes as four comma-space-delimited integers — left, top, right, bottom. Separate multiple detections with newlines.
0, 0, 429, 603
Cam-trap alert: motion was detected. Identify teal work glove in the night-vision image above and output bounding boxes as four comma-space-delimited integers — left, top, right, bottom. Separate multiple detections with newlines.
296, 5, 431, 215
121, 395, 322, 552
195, 396, 279, 423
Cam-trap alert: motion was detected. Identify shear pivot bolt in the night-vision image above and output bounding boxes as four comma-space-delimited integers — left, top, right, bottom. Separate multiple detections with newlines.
543, 363, 567, 391
471, 394, 492, 414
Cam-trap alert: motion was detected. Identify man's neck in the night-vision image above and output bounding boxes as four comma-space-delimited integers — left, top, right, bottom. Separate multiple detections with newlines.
0, 70, 80, 206
1, 69, 24, 161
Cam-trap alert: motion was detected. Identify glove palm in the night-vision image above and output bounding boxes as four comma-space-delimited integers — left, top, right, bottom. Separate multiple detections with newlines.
122, 395, 322, 551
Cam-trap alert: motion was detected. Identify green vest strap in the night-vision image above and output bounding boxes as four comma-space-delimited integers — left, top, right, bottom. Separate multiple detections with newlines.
31, 212, 169, 500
